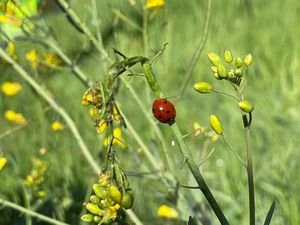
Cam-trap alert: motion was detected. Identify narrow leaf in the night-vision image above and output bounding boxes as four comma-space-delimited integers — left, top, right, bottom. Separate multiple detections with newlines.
264, 201, 276, 225
188, 216, 197, 225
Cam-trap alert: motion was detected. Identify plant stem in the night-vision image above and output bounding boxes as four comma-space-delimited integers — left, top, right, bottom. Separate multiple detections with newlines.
142, 8, 149, 55
0, 47, 101, 175
221, 135, 246, 168
245, 126, 255, 225
178, 0, 211, 98
112, 9, 143, 32
0, 198, 69, 225
171, 123, 229, 225
214, 89, 239, 101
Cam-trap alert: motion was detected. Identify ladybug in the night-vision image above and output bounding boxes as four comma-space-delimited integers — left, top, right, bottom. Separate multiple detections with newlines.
152, 98, 176, 125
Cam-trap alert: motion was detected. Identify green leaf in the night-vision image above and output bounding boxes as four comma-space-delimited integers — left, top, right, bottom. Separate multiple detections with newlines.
263, 202, 275, 225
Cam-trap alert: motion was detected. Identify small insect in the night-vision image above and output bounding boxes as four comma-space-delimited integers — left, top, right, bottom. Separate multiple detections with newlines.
152, 98, 176, 125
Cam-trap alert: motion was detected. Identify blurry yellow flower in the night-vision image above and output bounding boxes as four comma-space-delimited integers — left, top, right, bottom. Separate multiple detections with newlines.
146, 0, 164, 9
99, 172, 111, 187
26, 50, 39, 70
97, 119, 107, 133
37, 190, 47, 198
89, 108, 100, 119
51, 121, 64, 131
1, 82, 22, 96
0, 15, 22, 26
24, 175, 34, 186
24, 157, 48, 187
0, 157, 8, 171
5, 110, 26, 124
39, 147, 47, 155
42, 53, 62, 66
104, 128, 126, 149
81, 90, 93, 106
7, 42, 16, 58
157, 205, 179, 219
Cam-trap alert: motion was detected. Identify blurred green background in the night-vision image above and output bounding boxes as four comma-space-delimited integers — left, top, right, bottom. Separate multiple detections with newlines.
1, 0, 299, 224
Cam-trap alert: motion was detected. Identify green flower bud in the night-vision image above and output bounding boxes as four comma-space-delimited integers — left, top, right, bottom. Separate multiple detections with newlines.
81, 214, 93, 222
209, 114, 223, 135
86, 203, 101, 215
244, 54, 252, 65
194, 82, 213, 94
94, 215, 102, 223
213, 73, 221, 80
228, 69, 235, 78
235, 68, 243, 77
211, 66, 218, 73
107, 185, 122, 204
224, 50, 233, 63
235, 57, 243, 68
93, 184, 107, 199
239, 100, 254, 113
90, 195, 100, 204
121, 192, 134, 209
208, 52, 221, 66
217, 64, 228, 78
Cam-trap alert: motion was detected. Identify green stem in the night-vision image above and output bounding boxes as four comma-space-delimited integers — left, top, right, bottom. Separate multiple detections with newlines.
214, 89, 239, 101
171, 123, 229, 225
22, 187, 32, 225
55, 0, 111, 64
178, 0, 211, 98
221, 135, 246, 168
245, 127, 255, 225
142, 8, 149, 55
112, 9, 143, 32
0, 198, 69, 225
0, 47, 101, 175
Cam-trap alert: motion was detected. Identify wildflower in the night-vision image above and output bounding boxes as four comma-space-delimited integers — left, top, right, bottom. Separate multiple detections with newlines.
81, 90, 94, 106
0, 15, 22, 26
104, 128, 126, 149
98, 172, 111, 187
51, 121, 64, 131
42, 53, 62, 67
146, 0, 165, 9
1, 82, 22, 96
26, 50, 39, 70
24, 157, 48, 187
97, 119, 107, 133
5, 110, 26, 124
157, 205, 179, 219
37, 190, 47, 198
0, 157, 8, 171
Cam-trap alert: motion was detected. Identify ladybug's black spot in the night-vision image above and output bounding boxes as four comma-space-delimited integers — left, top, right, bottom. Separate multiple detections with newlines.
166, 110, 170, 114
152, 108, 155, 112
164, 100, 167, 104
158, 115, 162, 119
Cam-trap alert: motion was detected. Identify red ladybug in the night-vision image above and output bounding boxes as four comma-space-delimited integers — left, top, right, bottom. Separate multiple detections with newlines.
152, 98, 176, 125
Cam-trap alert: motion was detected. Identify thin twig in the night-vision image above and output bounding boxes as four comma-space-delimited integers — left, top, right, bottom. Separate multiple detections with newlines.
0, 198, 70, 225
178, 0, 212, 98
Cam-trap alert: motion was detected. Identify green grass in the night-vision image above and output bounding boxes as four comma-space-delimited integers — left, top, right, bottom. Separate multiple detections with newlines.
1, 0, 300, 224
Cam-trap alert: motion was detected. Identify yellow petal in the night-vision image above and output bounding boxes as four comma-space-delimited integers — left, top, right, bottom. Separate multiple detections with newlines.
146, 0, 164, 8
51, 121, 64, 131
157, 205, 179, 219
0, 157, 8, 171
97, 119, 107, 133
1, 82, 22, 96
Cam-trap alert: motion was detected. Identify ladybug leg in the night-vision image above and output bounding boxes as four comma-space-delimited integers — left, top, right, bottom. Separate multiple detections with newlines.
112, 48, 128, 59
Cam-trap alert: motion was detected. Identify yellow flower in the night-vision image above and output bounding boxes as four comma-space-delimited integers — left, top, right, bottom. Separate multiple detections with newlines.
24, 175, 34, 186
104, 128, 126, 149
0, 157, 8, 171
51, 121, 64, 131
37, 190, 47, 198
81, 90, 93, 106
99, 172, 111, 187
0, 15, 22, 26
1, 82, 22, 96
5, 110, 26, 124
97, 119, 107, 133
26, 50, 39, 70
89, 108, 100, 119
157, 205, 179, 219
42, 53, 62, 66
146, 0, 165, 9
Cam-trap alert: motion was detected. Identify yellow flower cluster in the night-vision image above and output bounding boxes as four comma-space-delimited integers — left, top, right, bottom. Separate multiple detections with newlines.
81, 172, 134, 224
1, 82, 22, 96
25, 50, 62, 70
157, 204, 179, 219
26, 49, 39, 70
103, 128, 126, 149
5, 110, 26, 124
42, 53, 63, 67
24, 157, 48, 198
